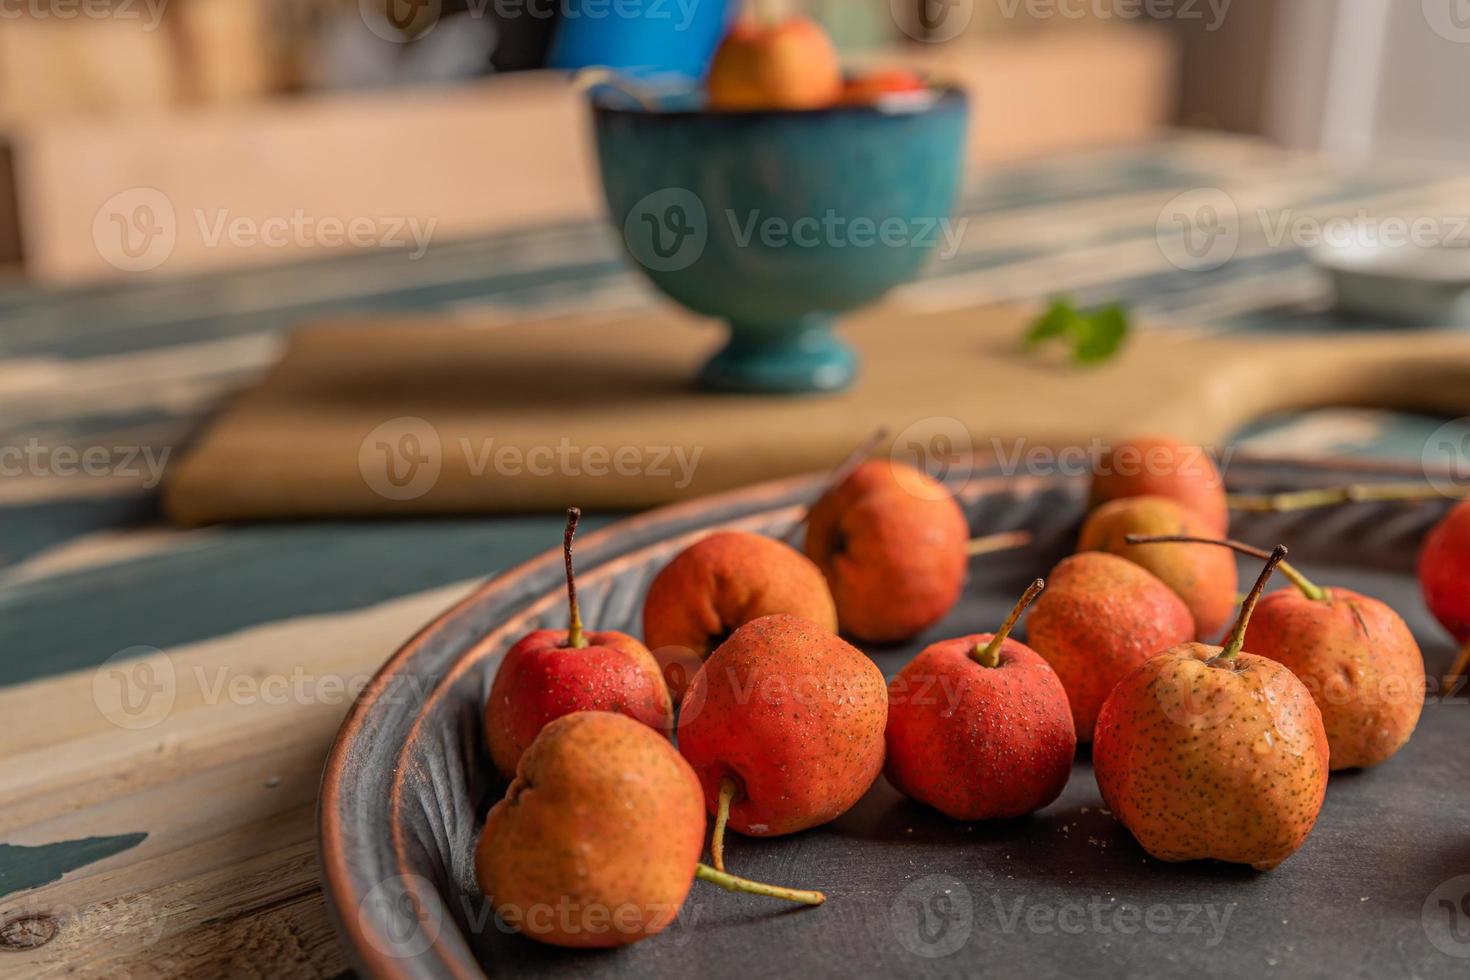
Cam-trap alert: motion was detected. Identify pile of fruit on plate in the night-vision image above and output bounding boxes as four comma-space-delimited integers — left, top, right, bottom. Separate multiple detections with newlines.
468, 432, 1470, 948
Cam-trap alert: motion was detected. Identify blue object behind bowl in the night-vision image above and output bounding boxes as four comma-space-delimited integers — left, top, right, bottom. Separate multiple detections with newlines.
594, 90, 970, 393
548, 1, 733, 79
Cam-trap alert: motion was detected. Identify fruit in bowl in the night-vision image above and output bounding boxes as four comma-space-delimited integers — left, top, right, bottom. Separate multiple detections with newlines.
840, 68, 929, 106
707, 15, 842, 111
706, 15, 927, 111
590, 18, 967, 394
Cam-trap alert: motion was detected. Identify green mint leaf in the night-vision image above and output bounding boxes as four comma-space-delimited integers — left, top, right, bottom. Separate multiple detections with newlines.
1073, 304, 1130, 364
1024, 300, 1079, 347
1023, 298, 1130, 366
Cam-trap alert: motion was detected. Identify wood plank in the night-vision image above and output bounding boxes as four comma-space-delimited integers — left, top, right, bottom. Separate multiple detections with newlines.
12, 72, 598, 284
2, 814, 346, 979
0, 15, 178, 127
0, 581, 474, 976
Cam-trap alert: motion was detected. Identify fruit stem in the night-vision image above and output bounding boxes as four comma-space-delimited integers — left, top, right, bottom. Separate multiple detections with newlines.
787, 425, 889, 544
1227, 483, 1462, 513
1444, 639, 1470, 692
1123, 534, 1329, 602
1220, 545, 1287, 661
696, 864, 825, 906
563, 507, 588, 649
973, 579, 1045, 668
965, 530, 1034, 556
711, 776, 736, 872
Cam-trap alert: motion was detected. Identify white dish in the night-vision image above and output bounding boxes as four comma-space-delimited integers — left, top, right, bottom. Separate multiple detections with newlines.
1310, 240, 1470, 324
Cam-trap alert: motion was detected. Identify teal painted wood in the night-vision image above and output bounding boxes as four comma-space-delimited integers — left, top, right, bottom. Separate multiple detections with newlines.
0, 514, 614, 686
0, 834, 148, 899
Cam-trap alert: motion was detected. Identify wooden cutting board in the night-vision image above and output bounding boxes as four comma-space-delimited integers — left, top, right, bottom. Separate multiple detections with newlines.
162, 303, 1470, 524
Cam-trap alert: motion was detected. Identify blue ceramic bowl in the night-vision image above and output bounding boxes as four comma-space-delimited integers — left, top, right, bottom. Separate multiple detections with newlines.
592, 87, 969, 394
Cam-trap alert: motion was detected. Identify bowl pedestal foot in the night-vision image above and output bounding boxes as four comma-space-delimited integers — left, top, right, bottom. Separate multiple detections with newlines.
698, 316, 857, 394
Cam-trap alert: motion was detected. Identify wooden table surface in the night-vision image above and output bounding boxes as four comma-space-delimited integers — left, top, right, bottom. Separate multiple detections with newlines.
2, 134, 1467, 978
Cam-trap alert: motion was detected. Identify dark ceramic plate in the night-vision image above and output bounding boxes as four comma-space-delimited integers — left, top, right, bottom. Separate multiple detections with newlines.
319, 458, 1470, 980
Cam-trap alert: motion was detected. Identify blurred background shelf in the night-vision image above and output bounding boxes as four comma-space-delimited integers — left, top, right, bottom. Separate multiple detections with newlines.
6, 73, 599, 283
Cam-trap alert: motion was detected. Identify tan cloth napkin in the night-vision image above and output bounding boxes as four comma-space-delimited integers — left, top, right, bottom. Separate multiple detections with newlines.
161, 303, 1470, 524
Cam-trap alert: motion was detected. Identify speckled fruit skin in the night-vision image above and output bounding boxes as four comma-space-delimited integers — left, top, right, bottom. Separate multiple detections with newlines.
1091, 436, 1228, 534
1244, 588, 1424, 770
1092, 644, 1329, 870
677, 614, 887, 836
884, 635, 1075, 819
804, 460, 970, 644
485, 630, 673, 778
643, 531, 837, 698
1079, 496, 1238, 642
1419, 500, 1470, 643
475, 712, 706, 948
1026, 553, 1195, 741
